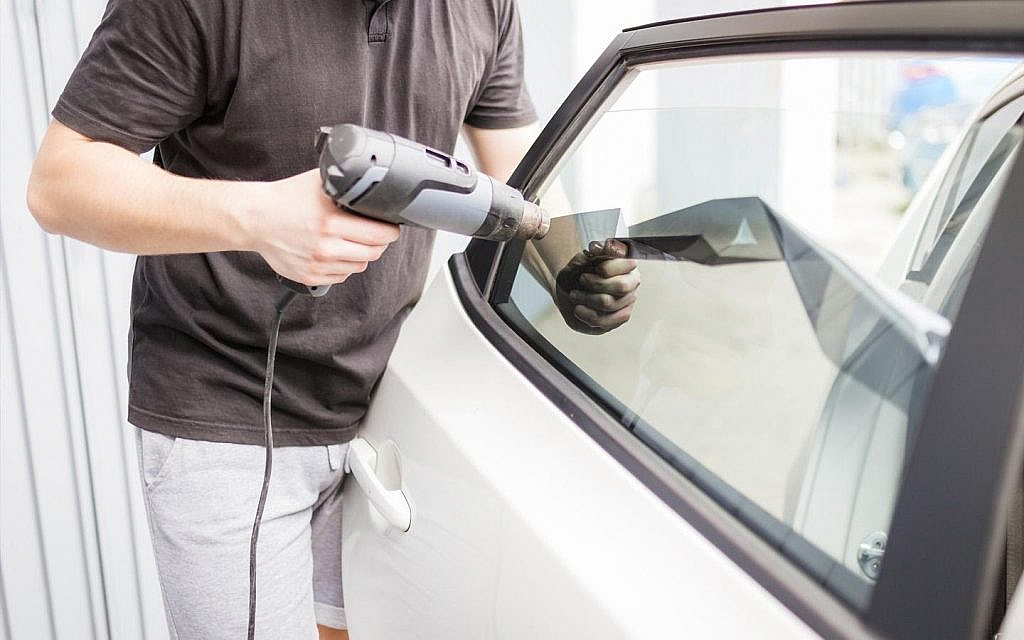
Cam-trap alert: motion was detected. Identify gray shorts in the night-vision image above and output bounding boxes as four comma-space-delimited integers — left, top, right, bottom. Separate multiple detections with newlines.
135, 427, 349, 639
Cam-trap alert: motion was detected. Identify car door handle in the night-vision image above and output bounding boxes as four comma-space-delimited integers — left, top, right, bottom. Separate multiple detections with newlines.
345, 437, 412, 532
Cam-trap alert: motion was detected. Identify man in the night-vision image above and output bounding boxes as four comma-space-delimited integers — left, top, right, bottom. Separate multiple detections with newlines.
27, 0, 639, 637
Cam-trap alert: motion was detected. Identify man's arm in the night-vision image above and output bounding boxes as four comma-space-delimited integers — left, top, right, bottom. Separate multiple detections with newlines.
27, 120, 399, 287
461, 123, 535, 185
463, 124, 639, 333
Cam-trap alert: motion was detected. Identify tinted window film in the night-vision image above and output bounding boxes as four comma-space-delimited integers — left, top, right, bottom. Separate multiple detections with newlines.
503, 54, 1023, 606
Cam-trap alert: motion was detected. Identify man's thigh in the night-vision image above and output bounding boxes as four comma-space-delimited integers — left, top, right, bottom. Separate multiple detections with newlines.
135, 428, 341, 640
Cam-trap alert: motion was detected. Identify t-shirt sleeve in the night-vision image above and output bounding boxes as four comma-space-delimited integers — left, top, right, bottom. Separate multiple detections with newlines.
52, 0, 206, 154
464, 0, 537, 130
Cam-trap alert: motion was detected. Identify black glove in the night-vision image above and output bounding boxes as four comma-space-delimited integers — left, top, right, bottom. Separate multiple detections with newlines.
554, 238, 640, 335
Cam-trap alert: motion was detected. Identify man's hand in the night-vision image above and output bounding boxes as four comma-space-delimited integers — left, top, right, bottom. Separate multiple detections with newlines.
247, 169, 400, 287
554, 239, 640, 334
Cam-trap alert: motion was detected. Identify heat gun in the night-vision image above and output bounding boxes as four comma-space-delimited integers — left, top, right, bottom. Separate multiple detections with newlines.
278, 123, 551, 296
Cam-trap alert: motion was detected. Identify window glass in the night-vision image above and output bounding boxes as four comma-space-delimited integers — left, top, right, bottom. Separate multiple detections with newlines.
503, 54, 1023, 604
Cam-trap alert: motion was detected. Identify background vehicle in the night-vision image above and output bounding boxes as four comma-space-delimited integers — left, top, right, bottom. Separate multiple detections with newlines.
341, 3, 1024, 639
890, 63, 962, 191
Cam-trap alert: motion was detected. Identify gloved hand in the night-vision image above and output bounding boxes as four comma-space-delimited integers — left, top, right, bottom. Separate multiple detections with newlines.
554, 238, 640, 335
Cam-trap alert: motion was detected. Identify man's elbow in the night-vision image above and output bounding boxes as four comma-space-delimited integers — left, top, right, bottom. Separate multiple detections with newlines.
27, 120, 97, 235
26, 163, 59, 234
26, 143, 76, 236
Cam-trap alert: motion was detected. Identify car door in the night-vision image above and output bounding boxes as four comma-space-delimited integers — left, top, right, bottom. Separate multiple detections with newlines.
341, 3, 1024, 639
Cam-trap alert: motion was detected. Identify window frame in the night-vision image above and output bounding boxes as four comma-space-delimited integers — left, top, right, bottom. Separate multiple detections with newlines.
909, 91, 1024, 284
453, 3, 1024, 638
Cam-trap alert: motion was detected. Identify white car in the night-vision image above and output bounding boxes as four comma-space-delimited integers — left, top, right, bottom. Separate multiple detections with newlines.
341, 3, 1024, 639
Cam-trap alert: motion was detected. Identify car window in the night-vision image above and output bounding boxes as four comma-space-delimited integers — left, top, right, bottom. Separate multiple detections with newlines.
500, 53, 1023, 607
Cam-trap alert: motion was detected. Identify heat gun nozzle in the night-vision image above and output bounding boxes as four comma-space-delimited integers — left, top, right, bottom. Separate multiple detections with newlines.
516, 201, 550, 240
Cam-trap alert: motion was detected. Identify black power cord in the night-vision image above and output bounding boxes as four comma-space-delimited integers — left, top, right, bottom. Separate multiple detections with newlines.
248, 288, 297, 640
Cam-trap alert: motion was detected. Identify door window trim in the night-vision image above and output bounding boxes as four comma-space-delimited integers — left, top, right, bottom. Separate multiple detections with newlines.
456, 3, 1024, 638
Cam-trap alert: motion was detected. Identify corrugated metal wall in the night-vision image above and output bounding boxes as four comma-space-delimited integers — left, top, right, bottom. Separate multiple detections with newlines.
0, 0, 167, 638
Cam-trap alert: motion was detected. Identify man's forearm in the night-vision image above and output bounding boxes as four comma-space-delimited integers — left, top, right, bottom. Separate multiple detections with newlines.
27, 120, 400, 287
28, 120, 256, 255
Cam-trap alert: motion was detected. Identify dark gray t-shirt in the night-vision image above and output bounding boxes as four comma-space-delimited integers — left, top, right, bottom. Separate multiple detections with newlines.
53, 0, 535, 446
